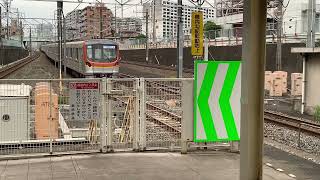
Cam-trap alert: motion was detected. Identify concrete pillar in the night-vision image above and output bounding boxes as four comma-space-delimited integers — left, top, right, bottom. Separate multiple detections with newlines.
204, 38, 209, 61
240, 0, 267, 179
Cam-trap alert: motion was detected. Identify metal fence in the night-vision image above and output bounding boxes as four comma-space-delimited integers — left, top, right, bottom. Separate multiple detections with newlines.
0, 79, 102, 155
0, 78, 232, 156
144, 79, 182, 150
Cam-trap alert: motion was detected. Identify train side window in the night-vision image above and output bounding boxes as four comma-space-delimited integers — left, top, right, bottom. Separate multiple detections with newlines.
78, 48, 82, 60
87, 46, 92, 59
73, 48, 75, 59
75, 48, 78, 60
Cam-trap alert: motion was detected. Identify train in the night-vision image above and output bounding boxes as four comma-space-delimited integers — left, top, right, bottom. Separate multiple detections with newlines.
41, 39, 120, 77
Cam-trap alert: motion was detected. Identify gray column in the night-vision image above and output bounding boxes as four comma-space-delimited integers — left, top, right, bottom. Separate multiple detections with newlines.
177, 0, 183, 78
240, 0, 267, 179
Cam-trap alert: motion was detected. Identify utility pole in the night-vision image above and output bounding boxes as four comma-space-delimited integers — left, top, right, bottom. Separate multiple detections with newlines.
114, 4, 117, 37
152, 0, 156, 43
100, 4, 103, 39
63, 15, 67, 77
0, 7, 2, 42
145, 11, 149, 63
20, 21, 23, 47
17, 10, 23, 47
121, 0, 124, 18
307, 0, 316, 48
276, 0, 283, 70
177, 0, 183, 78
29, 27, 32, 52
6, 2, 9, 40
0, 7, 2, 66
57, 1, 63, 83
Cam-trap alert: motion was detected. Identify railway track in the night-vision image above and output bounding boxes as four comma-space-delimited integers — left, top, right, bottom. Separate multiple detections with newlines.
264, 110, 320, 136
146, 103, 182, 133
0, 52, 40, 79
121, 60, 194, 74
119, 72, 320, 137
118, 73, 182, 133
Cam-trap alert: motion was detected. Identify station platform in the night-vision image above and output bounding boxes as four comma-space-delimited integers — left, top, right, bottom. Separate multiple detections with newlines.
0, 151, 294, 180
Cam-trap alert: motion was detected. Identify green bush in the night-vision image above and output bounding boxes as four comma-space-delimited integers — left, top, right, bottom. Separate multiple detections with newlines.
314, 105, 320, 122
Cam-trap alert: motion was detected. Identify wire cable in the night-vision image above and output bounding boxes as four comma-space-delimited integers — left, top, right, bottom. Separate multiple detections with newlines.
190, 0, 205, 6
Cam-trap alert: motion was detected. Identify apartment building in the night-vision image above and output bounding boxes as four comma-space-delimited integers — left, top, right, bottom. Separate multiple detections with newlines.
111, 17, 142, 38
65, 3, 113, 40
66, 9, 81, 40
143, 0, 215, 41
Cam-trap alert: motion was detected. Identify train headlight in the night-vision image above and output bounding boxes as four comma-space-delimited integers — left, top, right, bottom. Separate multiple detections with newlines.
86, 62, 92, 67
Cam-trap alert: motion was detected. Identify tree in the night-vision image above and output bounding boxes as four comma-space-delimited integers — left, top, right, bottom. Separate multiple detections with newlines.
136, 34, 147, 39
204, 21, 222, 38
315, 39, 320, 47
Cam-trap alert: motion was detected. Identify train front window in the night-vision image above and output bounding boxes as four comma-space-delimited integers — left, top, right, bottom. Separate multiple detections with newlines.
87, 44, 116, 62
87, 46, 93, 59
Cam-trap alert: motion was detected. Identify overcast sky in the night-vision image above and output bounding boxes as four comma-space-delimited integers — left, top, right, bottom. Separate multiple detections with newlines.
12, 0, 143, 19
11, 0, 207, 20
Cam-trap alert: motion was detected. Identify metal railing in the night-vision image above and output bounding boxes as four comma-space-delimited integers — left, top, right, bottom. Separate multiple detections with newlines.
0, 78, 234, 157
119, 26, 320, 49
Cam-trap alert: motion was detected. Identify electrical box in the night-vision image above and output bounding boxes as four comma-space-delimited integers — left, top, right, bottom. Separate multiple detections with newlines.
0, 84, 32, 142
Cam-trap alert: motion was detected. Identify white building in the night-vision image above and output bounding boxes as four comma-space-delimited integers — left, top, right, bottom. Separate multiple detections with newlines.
212, 0, 320, 37
111, 18, 142, 38
36, 23, 54, 41
65, 9, 82, 40
143, 0, 215, 41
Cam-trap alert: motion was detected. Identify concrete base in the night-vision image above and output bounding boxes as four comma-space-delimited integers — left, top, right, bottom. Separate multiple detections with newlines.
0, 152, 294, 180
230, 141, 240, 153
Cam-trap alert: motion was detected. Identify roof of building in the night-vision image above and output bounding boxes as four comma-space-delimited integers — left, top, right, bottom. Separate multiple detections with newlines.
291, 47, 320, 54
0, 84, 32, 97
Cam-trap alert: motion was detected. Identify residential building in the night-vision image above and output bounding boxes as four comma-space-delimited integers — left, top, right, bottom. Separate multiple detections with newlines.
79, 4, 113, 39
66, 9, 81, 40
111, 17, 142, 38
10, 20, 22, 37
143, 0, 215, 41
65, 3, 113, 40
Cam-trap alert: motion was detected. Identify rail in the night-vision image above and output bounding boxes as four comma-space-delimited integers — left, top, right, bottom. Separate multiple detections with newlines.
264, 110, 320, 136
0, 52, 40, 79
118, 73, 182, 133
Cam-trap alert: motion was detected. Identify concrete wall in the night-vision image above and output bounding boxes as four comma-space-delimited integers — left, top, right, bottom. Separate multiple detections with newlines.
0, 46, 29, 66
120, 43, 304, 75
305, 54, 320, 114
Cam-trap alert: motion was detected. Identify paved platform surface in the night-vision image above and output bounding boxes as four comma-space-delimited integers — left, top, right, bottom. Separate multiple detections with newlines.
0, 152, 294, 180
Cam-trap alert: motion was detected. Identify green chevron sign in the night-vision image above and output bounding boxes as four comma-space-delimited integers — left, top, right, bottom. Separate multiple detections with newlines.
194, 61, 241, 142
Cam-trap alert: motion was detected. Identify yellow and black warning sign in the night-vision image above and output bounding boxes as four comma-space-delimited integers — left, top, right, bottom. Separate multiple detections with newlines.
191, 11, 204, 56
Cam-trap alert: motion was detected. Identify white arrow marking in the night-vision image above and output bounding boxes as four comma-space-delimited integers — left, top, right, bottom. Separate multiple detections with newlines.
208, 64, 229, 139
196, 63, 207, 140
230, 65, 241, 136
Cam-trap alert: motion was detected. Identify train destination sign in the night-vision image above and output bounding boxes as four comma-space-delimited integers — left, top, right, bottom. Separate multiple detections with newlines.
194, 61, 241, 142
69, 82, 100, 121
191, 11, 204, 56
